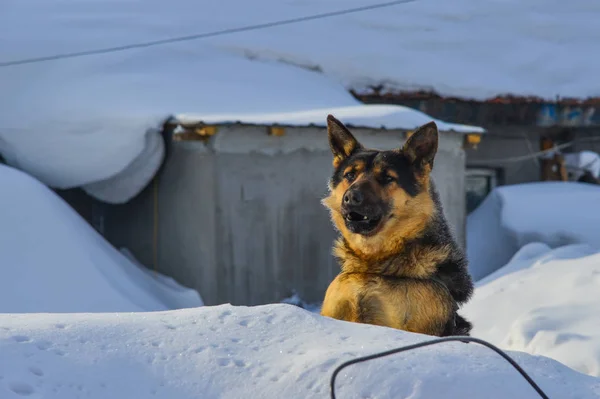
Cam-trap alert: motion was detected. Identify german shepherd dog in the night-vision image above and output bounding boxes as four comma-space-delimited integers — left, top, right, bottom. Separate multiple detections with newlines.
320, 115, 474, 336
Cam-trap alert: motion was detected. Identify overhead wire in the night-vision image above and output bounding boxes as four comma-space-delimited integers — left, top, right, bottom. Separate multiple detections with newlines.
0, 0, 416, 68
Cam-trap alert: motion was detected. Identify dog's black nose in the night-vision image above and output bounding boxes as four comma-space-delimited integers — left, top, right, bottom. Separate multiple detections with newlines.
343, 189, 363, 206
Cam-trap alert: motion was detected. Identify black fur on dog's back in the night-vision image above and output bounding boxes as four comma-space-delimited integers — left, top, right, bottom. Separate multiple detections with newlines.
383, 182, 474, 336
424, 183, 473, 305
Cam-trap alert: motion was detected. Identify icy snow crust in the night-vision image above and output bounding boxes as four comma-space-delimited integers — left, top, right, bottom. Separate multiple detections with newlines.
1, 304, 600, 399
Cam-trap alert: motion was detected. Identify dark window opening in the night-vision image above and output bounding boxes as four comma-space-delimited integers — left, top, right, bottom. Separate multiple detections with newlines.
466, 168, 499, 214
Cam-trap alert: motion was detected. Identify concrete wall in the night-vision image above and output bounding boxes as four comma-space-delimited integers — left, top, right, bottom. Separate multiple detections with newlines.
568, 128, 600, 154
465, 126, 600, 186
106, 125, 466, 306
465, 127, 543, 185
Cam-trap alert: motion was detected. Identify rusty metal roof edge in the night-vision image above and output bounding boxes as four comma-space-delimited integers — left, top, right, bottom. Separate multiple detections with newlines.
351, 89, 600, 106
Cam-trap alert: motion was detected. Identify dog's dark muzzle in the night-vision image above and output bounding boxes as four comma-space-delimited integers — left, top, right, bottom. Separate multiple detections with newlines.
341, 187, 385, 235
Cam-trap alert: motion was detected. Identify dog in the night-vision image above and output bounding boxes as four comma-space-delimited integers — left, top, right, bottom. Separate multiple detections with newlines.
320, 114, 474, 336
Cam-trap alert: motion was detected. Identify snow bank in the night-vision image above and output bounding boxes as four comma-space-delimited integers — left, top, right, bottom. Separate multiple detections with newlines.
1, 304, 599, 399
464, 243, 600, 377
466, 182, 600, 281
0, 164, 202, 313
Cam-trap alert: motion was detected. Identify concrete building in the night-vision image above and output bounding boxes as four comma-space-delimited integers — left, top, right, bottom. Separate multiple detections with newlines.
99, 106, 483, 307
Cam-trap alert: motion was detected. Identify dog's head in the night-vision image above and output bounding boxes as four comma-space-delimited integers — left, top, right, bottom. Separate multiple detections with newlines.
322, 114, 438, 260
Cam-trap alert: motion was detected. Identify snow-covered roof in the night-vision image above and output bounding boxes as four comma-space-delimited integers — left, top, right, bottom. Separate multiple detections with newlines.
5, 0, 599, 101
12, 0, 592, 202
176, 104, 484, 133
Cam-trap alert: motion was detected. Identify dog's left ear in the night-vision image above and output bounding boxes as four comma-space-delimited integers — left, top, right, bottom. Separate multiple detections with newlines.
402, 121, 438, 169
327, 114, 362, 167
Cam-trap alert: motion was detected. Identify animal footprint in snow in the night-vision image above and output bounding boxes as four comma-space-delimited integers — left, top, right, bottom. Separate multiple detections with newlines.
29, 366, 44, 377
9, 381, 35, 396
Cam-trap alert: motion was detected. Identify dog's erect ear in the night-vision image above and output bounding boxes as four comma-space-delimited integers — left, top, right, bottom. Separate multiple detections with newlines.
402, 121, 438, 169
327, 114, 362, 167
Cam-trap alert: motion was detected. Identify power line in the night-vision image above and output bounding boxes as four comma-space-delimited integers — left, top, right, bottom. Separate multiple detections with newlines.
472, 136, 600, 165
0, 0, 416, 68
483, 142, 573, 164
330, 336, 550, 399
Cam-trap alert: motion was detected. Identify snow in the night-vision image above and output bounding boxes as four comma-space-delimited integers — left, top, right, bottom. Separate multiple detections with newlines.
3, 5, 600, 395
0, 49, 363, 203
466, 182, 600, 281
177, 104, 484, 133
80, 128, 165, 204
17, 0, 584, 202
1, 304, 600, 399
564, 151, 600, 180
4, 0, 599, 101
463, 243, 600, 378
464, 182, 600, 379
0, 164, 203, 313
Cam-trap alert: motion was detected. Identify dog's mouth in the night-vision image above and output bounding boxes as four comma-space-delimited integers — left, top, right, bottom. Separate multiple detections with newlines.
342, 209, 384, 236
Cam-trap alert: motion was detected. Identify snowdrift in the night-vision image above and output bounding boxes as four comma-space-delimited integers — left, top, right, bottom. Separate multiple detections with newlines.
1, 304, 599, 399
0, 164, 202, 313
464, 243, 600, 377
466, 182, 600, 281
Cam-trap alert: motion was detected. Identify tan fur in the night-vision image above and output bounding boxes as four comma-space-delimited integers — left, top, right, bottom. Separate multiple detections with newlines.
322, 165, 435, 262
332, 138, 361, 168
320, 272, 453, 335
321, 174, 454, 335
332, 156, 343, 168
333, 238, 451, 279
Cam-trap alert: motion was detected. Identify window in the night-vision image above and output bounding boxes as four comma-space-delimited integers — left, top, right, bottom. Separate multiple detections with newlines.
466, 168, 498, 214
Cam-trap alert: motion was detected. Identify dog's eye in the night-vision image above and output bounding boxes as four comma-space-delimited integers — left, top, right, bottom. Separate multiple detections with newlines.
344, 172, 356, 182
383, 175, 395, 184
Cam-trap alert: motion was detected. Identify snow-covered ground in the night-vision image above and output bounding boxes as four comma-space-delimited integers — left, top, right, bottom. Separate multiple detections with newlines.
466, 182, 600, 281
464, 243, 600, 377
0, 164, 202, 313
2, 304, 600, 399
2, 153, 600, 397
464, 181, 600, 379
